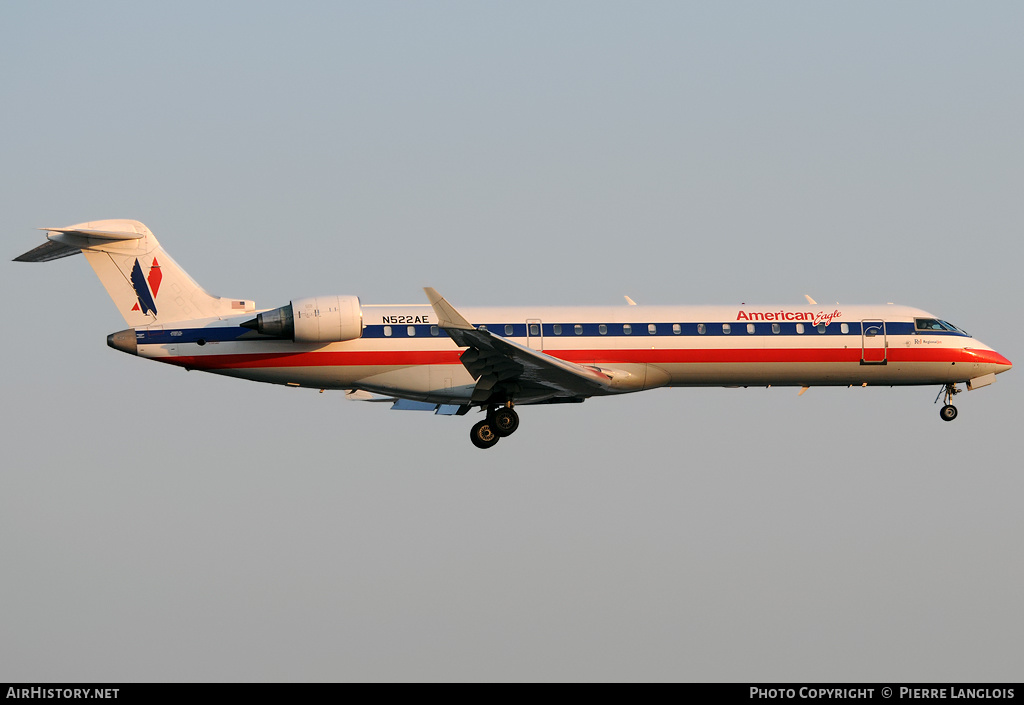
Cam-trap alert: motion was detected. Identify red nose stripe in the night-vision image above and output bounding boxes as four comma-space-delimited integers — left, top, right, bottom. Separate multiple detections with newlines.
967, 349, 1012, 367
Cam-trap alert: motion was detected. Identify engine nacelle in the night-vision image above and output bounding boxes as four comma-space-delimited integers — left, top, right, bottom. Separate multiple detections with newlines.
245, 295, 363, 343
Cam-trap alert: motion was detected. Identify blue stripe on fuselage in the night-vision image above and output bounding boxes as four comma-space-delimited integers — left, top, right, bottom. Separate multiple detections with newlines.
362, 321, 964, 338
137, 327, 252, 344
133, 321, 969, 344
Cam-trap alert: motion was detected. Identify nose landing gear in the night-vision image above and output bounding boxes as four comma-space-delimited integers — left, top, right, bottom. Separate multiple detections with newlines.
469, 404, 520, 449
935, 383, 962, 422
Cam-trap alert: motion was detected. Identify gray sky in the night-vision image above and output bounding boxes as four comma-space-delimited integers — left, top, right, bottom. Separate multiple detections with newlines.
2, 1, 1021, 682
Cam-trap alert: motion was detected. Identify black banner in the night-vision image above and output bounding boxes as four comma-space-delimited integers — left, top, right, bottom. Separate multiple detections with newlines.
1, 684, 1020, 696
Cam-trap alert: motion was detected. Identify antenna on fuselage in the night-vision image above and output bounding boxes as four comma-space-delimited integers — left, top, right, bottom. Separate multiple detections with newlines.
804, 295, 817, 305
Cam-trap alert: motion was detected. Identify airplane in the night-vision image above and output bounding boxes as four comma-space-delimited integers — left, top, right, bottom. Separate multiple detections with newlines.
15, 219, 1012, 449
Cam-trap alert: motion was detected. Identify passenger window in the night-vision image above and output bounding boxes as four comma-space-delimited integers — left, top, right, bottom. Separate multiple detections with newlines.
723, 324, 731, 335
599, 324, 608, 335
505, 324, 514, 336
648, 324, 657, 335
529, 324, 540, 336
574, 324, 583, 335
817, 323, 827, 334
697, 323, 706, 335
383, 325, 392, 337
841, 323, 849, 334
747, 323, 756, 334
796, 323, 804, 334
623, 324, 632, 335
772, 323, 780, 334
673, 324, 681, 335
553, 324, 562, 335
430, 325, 439, 336
407, 326, 416, 336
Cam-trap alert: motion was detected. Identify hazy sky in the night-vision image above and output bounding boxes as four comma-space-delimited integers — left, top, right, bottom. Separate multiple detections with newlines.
2, 2, 1021, 682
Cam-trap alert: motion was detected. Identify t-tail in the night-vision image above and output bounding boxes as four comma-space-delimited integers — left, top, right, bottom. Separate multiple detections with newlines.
14, 219, 253, 326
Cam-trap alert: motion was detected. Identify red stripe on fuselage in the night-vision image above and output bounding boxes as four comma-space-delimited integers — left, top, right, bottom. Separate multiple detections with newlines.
161, 350, 465, 369
156, 346, 974, 370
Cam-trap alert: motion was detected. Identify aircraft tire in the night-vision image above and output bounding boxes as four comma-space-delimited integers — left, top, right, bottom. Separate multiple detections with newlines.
940, 404, 958, 422
492, 408, 520, 437
471, 420, 500, 449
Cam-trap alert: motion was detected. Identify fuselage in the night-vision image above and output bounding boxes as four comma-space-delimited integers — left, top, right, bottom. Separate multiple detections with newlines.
114, 302, 1012, 405
19, 220, 1012, 448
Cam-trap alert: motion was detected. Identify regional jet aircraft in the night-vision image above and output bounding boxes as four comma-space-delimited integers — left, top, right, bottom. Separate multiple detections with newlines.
15, 220, 1012, 448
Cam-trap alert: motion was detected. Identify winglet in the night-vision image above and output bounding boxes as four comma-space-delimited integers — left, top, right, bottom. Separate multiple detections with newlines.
423, 288, 475, 330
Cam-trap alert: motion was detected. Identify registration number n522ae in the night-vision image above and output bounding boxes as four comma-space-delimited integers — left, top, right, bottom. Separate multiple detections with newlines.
381, 315, 431, 324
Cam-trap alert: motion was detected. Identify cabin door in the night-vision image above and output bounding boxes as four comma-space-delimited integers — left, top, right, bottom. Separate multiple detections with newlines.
861, 319, 887, 364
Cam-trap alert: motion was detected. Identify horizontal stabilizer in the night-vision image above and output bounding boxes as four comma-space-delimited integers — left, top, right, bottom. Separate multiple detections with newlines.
16, 223, 144, 262
40, 226, 145, 241
13, 240, 82, 262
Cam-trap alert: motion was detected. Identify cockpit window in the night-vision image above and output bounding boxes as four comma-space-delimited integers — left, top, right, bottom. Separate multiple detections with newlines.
942, 320, 970, 336
914, 318, 970, 336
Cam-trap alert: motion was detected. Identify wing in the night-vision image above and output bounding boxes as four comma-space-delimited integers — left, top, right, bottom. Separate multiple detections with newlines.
424, 288, 618, 405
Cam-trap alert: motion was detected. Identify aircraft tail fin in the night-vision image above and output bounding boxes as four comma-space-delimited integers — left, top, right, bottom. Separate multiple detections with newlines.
14, 219, 254, 326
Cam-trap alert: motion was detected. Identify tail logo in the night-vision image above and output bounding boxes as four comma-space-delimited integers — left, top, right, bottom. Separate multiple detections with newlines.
129, 258, 162, 315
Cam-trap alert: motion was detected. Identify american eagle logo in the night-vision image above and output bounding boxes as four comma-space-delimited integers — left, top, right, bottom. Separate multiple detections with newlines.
129, 257, 162, 315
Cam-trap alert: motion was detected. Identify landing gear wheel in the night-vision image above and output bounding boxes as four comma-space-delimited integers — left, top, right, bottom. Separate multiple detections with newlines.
935, 383, 962, 422
492, 408, 520, 437
470, 419, 500, 449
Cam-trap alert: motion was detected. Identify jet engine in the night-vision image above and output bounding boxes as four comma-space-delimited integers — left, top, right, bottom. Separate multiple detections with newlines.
242, 295, 362, 342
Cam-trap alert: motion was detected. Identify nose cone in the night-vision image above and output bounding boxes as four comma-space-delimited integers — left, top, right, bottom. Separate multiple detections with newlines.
971, 348, 1012, 374
989, 350, 1012, 373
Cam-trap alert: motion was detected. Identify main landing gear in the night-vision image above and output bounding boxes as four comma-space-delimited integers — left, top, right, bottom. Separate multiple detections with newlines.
935, 383, 962, 422
470, 404, 520, 449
